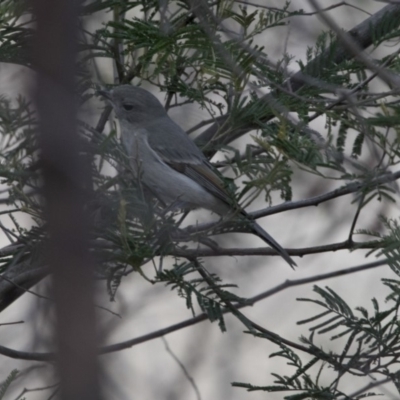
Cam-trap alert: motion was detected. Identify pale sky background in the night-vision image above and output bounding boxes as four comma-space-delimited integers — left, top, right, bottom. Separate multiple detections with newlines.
0, 1, 399, 399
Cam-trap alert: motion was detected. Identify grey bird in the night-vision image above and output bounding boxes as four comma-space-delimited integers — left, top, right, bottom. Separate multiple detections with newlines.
98, 85, 296, 268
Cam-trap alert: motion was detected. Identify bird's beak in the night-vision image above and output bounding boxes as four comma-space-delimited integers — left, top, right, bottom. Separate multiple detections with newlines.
97, 89, 112, 101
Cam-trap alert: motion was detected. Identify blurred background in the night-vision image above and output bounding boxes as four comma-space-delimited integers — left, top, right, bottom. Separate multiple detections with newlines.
0, 0, 399, 399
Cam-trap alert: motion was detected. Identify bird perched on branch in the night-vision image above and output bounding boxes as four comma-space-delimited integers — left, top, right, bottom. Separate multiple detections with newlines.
98, 85, 296, 268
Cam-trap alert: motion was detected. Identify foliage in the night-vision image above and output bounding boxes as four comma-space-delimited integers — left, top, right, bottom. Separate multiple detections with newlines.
0, 370, 19, 400
234, 280, 400, 398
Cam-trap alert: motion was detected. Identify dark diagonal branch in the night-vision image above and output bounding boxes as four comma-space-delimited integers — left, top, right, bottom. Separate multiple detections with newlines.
196, 3, 400, 148
309, 0, 400, 88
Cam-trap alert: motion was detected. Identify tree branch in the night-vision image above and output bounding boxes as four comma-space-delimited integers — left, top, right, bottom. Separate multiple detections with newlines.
180, 170, 400, 238
168, 240, 379, 259
195, 3, 400, 148
0, 258, 387, 361
252, 170, 400, 219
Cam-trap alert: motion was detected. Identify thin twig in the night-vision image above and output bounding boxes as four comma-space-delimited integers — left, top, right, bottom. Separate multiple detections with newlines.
162, 337, 202, 400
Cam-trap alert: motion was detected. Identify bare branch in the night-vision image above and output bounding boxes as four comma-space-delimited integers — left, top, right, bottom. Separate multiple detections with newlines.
168, 240, 377, 259
180, 170, 400, 238
0, 258, 386, 361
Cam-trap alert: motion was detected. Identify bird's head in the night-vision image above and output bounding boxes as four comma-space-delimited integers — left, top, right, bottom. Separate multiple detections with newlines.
97, 85, 167, 124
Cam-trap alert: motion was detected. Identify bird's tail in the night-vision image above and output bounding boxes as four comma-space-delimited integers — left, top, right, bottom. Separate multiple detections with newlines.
244, 213, 296, 269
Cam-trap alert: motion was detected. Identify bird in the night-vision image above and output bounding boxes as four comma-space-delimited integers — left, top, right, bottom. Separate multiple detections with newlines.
98, 85, 296, 268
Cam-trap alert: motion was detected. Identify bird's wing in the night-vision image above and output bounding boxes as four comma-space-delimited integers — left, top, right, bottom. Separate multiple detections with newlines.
159, 152, 232, 206
145, 120, 233, 205
184, 162, 233, 205
145, 118, 206, 164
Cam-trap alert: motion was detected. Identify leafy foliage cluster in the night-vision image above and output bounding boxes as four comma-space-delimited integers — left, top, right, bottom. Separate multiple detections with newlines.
234, 280, 400, 399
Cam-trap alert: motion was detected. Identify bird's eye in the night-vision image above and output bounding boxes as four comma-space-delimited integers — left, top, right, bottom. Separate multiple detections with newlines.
123, 104, 134, 111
